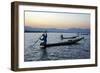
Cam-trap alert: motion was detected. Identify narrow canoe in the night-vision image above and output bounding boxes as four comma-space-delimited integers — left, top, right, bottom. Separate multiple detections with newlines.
40, 37, 84, 47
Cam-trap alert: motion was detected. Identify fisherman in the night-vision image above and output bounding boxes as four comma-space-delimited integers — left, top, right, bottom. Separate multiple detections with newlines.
40, 31, 48, 60
40, 31, 47, 48
61, 34, 63, 40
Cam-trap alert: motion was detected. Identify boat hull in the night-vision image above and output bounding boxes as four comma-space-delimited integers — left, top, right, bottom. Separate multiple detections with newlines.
40, 37, 84, 47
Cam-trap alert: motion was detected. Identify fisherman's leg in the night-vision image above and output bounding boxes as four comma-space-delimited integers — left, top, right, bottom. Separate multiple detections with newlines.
41, 46, 48, 60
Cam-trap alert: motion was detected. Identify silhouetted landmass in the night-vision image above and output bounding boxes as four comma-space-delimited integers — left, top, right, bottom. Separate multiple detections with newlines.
24, 26, 90, 33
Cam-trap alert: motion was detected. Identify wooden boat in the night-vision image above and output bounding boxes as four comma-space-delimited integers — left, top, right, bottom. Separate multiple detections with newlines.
40, 37, 84, 47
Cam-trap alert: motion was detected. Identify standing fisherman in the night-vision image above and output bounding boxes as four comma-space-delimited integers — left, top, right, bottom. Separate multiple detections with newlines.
40, 31, 47, 48
61, 34, 63, 40
40, 31, 48, 60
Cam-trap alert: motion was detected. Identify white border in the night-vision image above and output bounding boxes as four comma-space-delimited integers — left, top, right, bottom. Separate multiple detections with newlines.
18, 5, 96, 68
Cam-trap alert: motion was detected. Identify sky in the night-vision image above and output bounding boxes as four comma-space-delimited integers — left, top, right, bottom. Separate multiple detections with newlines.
25, 11, 90, 29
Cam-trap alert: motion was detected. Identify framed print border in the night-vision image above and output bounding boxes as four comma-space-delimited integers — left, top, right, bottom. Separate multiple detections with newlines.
11, 1, 98, 71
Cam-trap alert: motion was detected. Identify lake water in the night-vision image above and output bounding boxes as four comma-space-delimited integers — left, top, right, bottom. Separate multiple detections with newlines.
24, 33, 90, 62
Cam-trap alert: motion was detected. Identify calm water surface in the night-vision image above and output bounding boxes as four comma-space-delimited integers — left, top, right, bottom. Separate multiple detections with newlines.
24, 33, 90, 62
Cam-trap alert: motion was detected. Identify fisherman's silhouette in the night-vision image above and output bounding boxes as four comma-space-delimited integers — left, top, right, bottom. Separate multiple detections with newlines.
40, 31, 47, 48
61, 34, 63, 40
40, 31, 48, 60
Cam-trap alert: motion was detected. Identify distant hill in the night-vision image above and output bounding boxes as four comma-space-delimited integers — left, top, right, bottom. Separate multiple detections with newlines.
24, 26, 90, 33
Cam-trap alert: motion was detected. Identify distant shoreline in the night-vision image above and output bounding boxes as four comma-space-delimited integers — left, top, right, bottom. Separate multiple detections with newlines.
24, 31, 90, 33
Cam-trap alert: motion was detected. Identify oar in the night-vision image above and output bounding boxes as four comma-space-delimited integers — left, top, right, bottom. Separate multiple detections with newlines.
33, 35, 43, 46
29, 35, 42, 48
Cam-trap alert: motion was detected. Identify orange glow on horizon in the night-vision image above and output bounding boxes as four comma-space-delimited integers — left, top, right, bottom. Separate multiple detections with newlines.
25, 11, 90, 29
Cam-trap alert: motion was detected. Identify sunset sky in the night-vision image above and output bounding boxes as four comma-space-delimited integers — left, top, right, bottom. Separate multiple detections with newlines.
25, 11, 90, 29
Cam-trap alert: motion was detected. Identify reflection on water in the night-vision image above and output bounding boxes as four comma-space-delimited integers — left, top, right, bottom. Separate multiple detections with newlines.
24, 33, 90, 62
